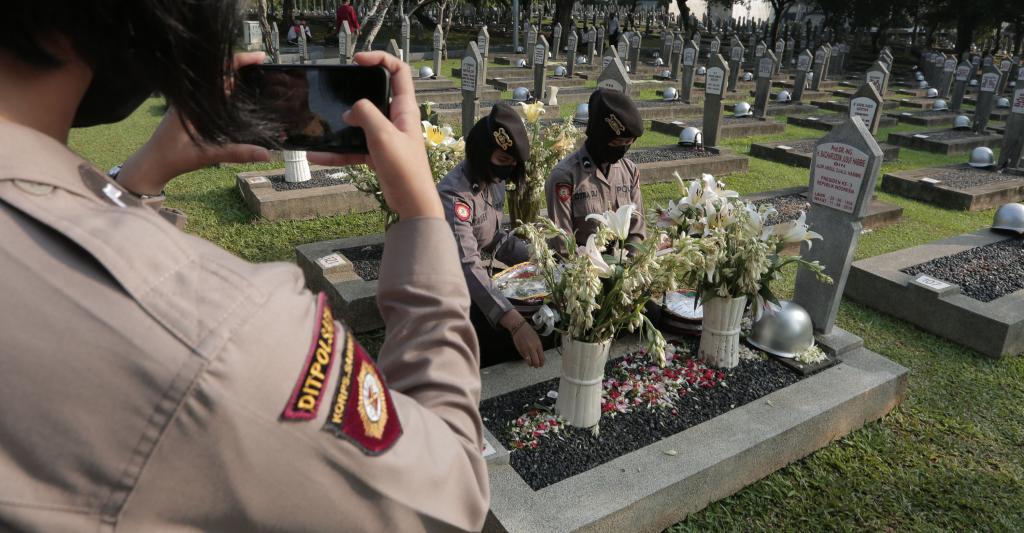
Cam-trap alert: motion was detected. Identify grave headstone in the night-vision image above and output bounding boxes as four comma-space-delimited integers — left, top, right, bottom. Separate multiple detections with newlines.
727, 39, 744, 92
773, 39, 785, 76
298, 25, 309, 64
849, 82, 883, 134
242, 20, 262, 52
755, 40, 767, 62
385, 38, 402, 64
587, 27, 597, 60
866, 60, 888, 96
400, 16, 411, 64
596, 25, 605, 57
998, 83, 1024, 168
998, 58, 1013, 94
680, 39, 698, 103
811, 45, 827, 90
703, 53, 729, 146
670, 34, 683, 80
461, 41, 483, 136
950, 60, 972, 113
938, 56, 957, 98
602, 45, 617, 70
628, 32, 642, 73
597, 52, 633, 96
974, 64, 1001, 133
526, 24, 538, 66
338, 22, 354, 63
784, 37, 795, 65
566, 30, 579, 77
793, 118, 884, 334
662, 31, 673, 63
534, 36, 549, 102
753, 50, 776, 118
477, 26, 490, 83
793, 49, 813, 103
708, 36, 721, 66
432, 26, 444, 75
551, 23, 562, 60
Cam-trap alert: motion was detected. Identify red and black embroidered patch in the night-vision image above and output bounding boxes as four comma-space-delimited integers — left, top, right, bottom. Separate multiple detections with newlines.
556, 183, 573, 203
323, 334, 403, 455
281, 293, 339, 421
454, 200, 472, 222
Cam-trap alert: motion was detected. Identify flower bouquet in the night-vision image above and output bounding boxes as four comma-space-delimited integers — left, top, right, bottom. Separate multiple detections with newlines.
351, 120, 464, 228
654, 173, 833, 368
517, 205, 701, 427
507, 101, 582, 228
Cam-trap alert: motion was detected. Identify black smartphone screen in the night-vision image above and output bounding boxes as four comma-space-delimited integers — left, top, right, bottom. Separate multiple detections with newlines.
236, 64, 390, 154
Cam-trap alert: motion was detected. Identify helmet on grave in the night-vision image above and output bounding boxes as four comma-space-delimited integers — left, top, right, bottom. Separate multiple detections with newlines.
970, 78, 979, 86
515, 46, 525, 53
576, 55, 588, 65
573, 103, 589, 124
626, 64, 632, 73
997, 97, 1010, 108
548, 51, 553, 59
932, 99, 948, 111
663, 86, 679, 101
915, 72, 925, 81
776, 90, 792, 102
697, 65, 707, 75
419, 66, 435, 78
660, 69, 673, 79
554, 65, 568, 77
512, 86, 531, 102
926, 87, 939, 98
743, 71, 754, 81
654, 57, 665, 66
953, 115, 972, 129
733, 101, 753, 117
992, 203, 1024, 235
1011, 81, 1018, 88
677, 126, 703, 148
747, 301, 816, 358
918, 80, 928, 89
968, 146, 995, 168
652, 51, 661, 59
516, 58, 528, 68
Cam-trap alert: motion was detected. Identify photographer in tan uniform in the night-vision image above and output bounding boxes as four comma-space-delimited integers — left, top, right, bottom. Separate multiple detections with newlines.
0, 2, 487, 531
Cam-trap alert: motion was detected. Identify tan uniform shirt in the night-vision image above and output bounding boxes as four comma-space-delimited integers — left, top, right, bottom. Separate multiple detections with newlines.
438, 162, 529, 327
0, 123, 488, 532
545, 146, 646, 252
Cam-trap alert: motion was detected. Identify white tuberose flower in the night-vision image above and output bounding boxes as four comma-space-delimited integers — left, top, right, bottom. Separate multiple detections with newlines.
579, 234, 613, 277
586, 204, 636, 242
772, 211, 823, 248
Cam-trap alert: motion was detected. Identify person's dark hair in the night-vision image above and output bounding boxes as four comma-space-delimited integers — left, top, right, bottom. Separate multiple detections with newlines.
0, 1, 260, 144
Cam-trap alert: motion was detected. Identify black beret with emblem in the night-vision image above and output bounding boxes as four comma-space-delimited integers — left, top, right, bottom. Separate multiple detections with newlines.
465, 103, 530, 185
585, 88, 644, 147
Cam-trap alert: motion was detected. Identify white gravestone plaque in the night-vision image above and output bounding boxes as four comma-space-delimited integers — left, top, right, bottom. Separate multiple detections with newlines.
317, 253, 347, 270
980, 72, 999, 92
955, 64, 971, 82
849, 97, 878, 129
811, 142, 869, 214
534, 44, 545, 64
944, 59, 956, 73
433, 29, 443, 51
758, 57, 773, 78
706, 67, 725, 95
914, 275, 951, 291
1012, 88, 1024, 114
867, 71, 884, 92
683, 47, 695, 66
603, 55, 613, 68
731, 46, 743, 62
461, 56, 478, 92
798, 54, 811, 71
598, 78, 624, 91
814, 50, 825, 64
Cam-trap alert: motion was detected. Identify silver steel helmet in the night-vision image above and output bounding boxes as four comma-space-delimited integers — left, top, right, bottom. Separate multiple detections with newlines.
932, 99, 948, 111
992, 203, 1024, 235
697, 65, 707, 75
915, 72, 925, 81
1011, 80, 1018, 88
997, 97, 1010, 108
554, 65, 567, 77
733, 101, 753, 117
654, 57, 665, 66
573, 103, 589, 124
576, 55, 588, 65
515, 46, 524, 53
953, 115, 972, 129
743, 71, 754, 81
747, 301, 815, 358
776, 90, 792, 102
663, 86, 678, 101
677, 126, 703, 148
660, 69, 673, 79
511, 86, 530, 102
548, 51, 553, 59
970, 78, 979, 86
968, 146, 995, 168
926, 87, 939, 98
807, 71, 814, 81
418, 66, 435, 79
625, 64, 631, 73
652, 51, 661, 59
918, 80, 928, 89
516, 58, 528, 68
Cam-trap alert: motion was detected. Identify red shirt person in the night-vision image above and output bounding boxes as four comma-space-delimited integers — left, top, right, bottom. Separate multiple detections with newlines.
335, 0, 360, 33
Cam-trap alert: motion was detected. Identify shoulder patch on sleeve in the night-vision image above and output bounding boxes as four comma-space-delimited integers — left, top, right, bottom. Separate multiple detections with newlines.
556, 183, 573, 203
281, 292, 338, 421
454, 200, 472, 222
323, 333, 403, 455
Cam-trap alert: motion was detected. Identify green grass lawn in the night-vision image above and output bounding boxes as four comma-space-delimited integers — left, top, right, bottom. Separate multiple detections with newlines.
67, 94, 1023, 531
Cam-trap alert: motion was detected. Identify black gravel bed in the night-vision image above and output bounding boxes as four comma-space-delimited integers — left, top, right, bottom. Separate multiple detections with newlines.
753, 193, 810, 225
634, 100, 698, 108
901, 237, 1024, 302
772, 139, 820, 153
267, 168, 352, 191
903, 130, 986, 141
918, 167, 1024, 190
480, 339, 806, 490
629, 147, 717, 164
336, 244, 383, 281
796, 115, 844, 124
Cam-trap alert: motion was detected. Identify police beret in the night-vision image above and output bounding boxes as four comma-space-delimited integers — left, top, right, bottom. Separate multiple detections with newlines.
586, 88, 644, 144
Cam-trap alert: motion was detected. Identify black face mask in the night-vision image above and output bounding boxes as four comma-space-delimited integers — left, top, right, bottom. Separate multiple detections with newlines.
490, 163, 516, 182
587, 138, 630, 165
72, 67, 154, 127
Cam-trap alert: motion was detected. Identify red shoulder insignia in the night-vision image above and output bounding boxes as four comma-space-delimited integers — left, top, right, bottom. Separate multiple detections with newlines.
281, 293, 338, 420
323, 333, 403, 455
454, 200, 472, 222
556, 183, 573, 203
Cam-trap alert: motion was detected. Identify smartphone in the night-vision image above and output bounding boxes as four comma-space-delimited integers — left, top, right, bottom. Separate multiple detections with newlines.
235, 64, 390, 154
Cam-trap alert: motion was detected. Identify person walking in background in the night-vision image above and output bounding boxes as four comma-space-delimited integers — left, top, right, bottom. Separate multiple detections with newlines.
608, 12, 620, 48
336, 0, 360, 35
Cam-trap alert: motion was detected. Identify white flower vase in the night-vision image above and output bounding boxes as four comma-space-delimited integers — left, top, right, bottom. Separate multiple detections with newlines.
555, 336, 612, 428
698, 295, 747, 369
283, 150, 312, 183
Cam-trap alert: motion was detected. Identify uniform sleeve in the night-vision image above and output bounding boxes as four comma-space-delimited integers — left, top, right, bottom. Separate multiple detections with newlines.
627, 160, 646, 244
545, 168, 575, 255
441, 189, 515, 327
118, 218, 489, 532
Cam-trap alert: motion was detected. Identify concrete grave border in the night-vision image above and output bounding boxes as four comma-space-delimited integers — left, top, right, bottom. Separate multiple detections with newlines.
810, 99, 898, 113
742, 186, 903, 232
236, 166, 377, 221
633, 146, 749, 183
650, 117, 784, 139
723, 102, 818, 116
751, 138, 901, 166
886, 130, 1004, 155
296, 233, 386, 333
845, 229, 1024, 357
787, 113, 897, 131
880, 164, 1024, 211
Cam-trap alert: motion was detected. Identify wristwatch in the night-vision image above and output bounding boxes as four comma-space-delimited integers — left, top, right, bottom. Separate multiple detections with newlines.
107, 164, 166, 201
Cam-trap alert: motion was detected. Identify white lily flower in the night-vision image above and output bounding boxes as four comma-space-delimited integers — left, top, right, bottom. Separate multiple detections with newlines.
518, 101, 546, 124
579, 234, 613, 277
772, 211, 823, 248
586, 204, 635, 242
